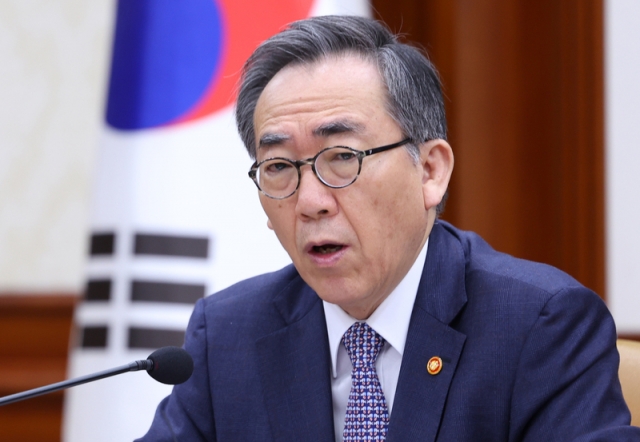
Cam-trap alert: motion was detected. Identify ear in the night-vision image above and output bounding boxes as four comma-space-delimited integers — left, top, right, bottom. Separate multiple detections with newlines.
267, 218, 274, 230
418, 139, 454, 211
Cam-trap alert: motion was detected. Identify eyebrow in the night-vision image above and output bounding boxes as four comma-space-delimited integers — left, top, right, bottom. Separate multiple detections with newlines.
257, 119, 365, 149
312, 120, 365, 137
258, 133, 290, 148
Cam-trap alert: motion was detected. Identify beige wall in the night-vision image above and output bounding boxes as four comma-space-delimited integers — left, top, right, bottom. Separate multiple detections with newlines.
606, 0, 640, 334
0, 1, 114, 292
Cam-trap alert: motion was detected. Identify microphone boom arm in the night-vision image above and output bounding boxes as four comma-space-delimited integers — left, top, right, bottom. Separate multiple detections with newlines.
0, 359, 153, 407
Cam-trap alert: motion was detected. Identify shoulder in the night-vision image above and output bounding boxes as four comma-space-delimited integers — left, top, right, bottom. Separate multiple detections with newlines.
432, 220, 610, 347
197, 263, 300, 323
437, 220, 594, 301
203, 263, 301, 307
191, 263, 320, 339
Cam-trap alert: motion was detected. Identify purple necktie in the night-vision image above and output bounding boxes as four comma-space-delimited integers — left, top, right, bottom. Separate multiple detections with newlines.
342, 322, 389, 441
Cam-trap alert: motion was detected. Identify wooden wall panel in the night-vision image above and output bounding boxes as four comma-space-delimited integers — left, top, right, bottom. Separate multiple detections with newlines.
0, 294, 76, 442
373, 0, 605, 296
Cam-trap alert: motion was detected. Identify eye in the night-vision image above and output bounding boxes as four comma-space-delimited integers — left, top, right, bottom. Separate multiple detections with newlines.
337, 152, 356, 161
264, 160, 293, 174
326, 150, 357, 162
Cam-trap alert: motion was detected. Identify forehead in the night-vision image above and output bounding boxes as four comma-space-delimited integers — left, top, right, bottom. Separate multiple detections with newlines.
253, 55, 395, 150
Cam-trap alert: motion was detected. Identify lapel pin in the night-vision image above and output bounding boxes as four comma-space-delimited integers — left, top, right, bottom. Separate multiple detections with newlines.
427, 356, 443, 375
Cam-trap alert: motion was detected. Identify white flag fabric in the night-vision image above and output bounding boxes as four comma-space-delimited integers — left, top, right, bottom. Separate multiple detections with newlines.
62, 0, 369, 441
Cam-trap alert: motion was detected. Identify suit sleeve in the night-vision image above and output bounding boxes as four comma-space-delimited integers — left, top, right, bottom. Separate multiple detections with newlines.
509, 286, 640, 441
135, 298, 216, 442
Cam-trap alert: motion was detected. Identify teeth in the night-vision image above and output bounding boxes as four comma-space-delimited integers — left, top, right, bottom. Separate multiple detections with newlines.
315, 245, 342, 254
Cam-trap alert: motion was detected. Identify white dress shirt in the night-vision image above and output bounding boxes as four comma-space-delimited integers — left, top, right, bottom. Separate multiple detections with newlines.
322, 239, 429, 442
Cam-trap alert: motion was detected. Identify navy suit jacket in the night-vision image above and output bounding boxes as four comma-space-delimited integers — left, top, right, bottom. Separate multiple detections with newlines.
138, 221, 639, 441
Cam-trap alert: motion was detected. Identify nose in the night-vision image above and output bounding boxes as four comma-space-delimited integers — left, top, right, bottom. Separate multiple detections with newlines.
294, 166, 338, 220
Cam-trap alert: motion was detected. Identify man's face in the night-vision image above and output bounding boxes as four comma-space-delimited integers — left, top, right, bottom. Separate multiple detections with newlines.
253, 55, 441, 319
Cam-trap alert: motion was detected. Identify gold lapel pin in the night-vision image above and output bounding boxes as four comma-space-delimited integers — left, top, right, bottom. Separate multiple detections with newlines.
427, 356, 443, 375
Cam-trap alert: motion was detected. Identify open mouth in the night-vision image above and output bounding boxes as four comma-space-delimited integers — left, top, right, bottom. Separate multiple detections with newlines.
312, 244, 344, 254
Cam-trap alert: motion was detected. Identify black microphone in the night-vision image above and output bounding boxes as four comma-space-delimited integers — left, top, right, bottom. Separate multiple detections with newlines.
0, 346, 193, 407
146, 346, 194, 385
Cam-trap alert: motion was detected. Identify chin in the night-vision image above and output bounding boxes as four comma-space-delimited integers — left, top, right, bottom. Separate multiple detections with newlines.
315, 287, 363, 309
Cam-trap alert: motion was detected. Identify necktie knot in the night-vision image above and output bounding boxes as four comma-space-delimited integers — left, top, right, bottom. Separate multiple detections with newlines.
343, 322, 385, 368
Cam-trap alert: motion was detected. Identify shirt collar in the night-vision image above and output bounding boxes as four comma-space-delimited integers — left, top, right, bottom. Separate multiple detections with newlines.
323, 239, 429, 378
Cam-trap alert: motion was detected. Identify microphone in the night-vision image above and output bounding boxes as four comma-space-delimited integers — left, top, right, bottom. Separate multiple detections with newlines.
146, 346, 194, 385
0, 346, 193, 407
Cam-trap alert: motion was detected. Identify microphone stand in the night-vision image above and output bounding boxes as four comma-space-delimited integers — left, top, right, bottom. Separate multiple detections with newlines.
0, 359, 153, 406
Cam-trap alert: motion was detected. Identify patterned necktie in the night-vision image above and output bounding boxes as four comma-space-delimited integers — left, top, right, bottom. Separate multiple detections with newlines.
342, 322, 389, 441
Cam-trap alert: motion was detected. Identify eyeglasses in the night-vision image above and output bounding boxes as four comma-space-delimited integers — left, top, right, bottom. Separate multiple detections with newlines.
248, 138, 411, 199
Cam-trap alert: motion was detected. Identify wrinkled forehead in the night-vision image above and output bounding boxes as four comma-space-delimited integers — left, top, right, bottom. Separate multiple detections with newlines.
260, 51, 385, 105
253, 54, 391, 149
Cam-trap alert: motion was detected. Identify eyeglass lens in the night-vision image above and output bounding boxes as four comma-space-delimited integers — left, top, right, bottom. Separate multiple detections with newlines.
256, 147, 360, 198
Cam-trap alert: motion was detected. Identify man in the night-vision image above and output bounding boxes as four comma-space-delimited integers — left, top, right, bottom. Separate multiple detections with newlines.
138, 16, 639, 441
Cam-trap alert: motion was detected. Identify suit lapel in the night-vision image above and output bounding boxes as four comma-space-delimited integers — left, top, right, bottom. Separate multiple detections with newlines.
255, 280, 335, 442
387, 222, 468, 442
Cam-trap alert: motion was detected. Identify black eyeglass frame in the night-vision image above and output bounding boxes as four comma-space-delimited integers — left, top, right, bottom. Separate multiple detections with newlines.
248, 138, 412, 199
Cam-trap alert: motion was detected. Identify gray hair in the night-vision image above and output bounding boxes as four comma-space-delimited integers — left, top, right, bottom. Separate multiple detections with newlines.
235, 15, 449, 214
